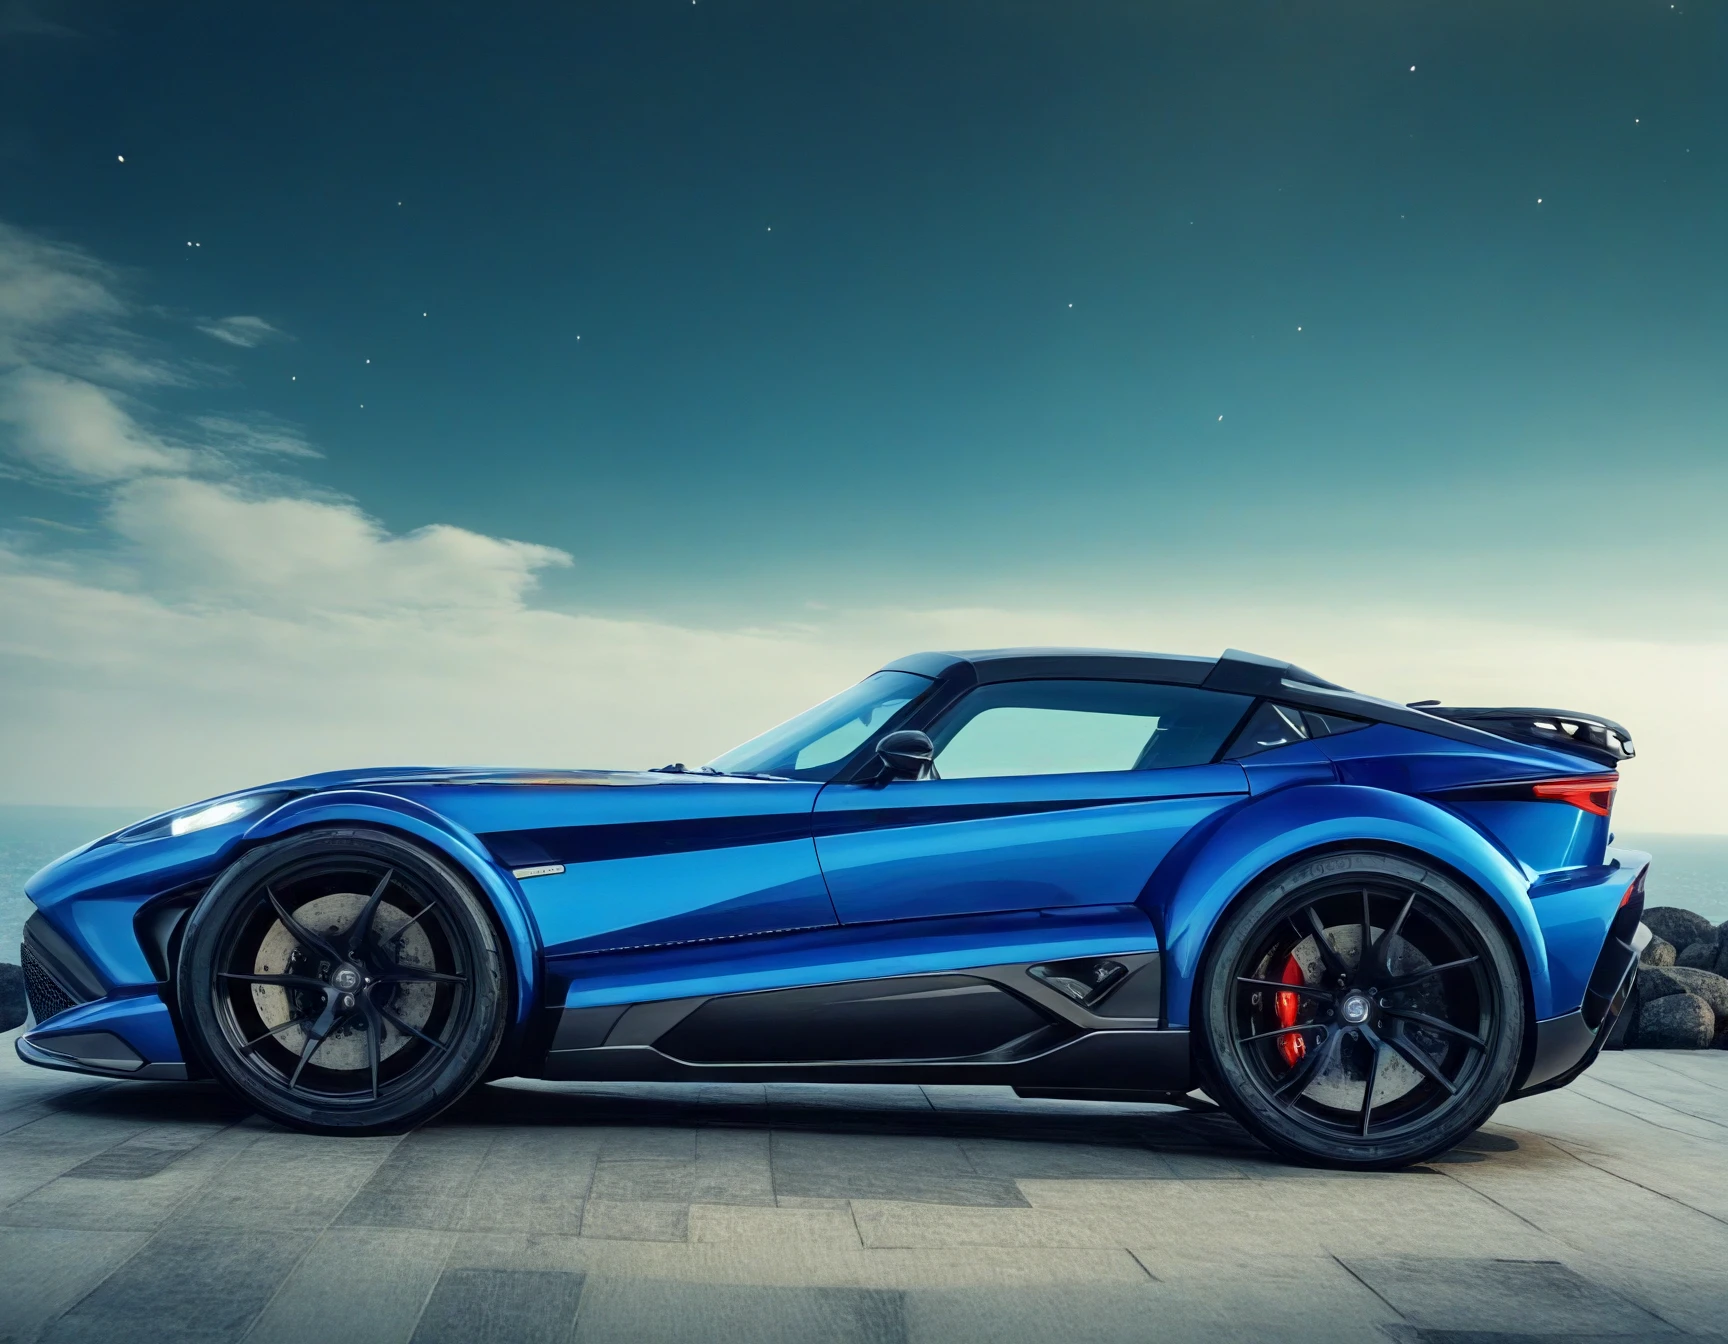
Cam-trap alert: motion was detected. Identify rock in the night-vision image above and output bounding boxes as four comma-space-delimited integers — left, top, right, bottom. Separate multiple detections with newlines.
1677, 940, 1725, 974
1643, 907, 1717, 951
1638, 966, 1687, 1003
1648, 967, 1728, 1021
1636, 993, 1715, 1049
0, 963, 25, 1033
1640, 935, 1676, 968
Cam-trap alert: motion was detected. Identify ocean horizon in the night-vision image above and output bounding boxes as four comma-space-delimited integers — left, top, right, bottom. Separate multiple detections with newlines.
2, 803, 1722, 965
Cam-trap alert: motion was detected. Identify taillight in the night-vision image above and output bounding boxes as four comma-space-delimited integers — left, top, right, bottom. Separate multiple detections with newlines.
1530, 775, 1618, 816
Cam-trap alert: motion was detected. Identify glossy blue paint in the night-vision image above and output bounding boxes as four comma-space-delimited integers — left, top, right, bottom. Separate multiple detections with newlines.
23, 990, 184, 1067
1446, 800, 1609, 876
1321, 723, 1606, 793
552, 904, 1158, 1009
13, 647, 1638, 1099
1151, 783, 1558, 1025
526, 840, 835, 957
24, 802, 286, 990
245, 790, 546, 1039
814, 764, 1247, 923
1527, 852, 1647, 1014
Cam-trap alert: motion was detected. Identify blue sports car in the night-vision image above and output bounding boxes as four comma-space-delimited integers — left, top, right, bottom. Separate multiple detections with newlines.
15, 647, 1648, 1169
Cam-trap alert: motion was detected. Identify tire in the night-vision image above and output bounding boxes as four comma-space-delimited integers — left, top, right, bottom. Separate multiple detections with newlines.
177, 827, 506, 1134
1196, 850, 1524, 1170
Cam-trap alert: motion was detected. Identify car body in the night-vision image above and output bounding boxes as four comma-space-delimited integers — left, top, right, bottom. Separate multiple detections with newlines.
15, 647, 1649, 1166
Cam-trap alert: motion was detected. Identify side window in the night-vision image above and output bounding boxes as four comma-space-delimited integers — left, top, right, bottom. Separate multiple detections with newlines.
928, 680, 1252, 780
1224, 702, 1368, 759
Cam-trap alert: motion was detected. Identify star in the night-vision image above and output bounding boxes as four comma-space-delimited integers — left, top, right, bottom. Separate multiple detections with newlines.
1217, 415, 1223, 421
1409, 65, 1415, 72
365, 358, 371, 364
1297, 326, 1302, 331
422, 312, 428, 317
116, 155, 124, 163
1537, 197, 1543, 204
291, 375, 296, 381
1068, 303, 1073, 308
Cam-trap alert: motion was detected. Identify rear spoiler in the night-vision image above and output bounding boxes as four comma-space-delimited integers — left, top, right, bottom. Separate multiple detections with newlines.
1406, 704, 1633, 768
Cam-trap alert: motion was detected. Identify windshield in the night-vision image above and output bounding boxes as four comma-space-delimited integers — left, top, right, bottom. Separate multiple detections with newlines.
707, 671, 934, 781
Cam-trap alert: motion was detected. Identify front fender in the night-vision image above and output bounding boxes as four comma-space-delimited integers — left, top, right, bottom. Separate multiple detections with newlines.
245, 790, 543, 1042
1153, 784, 1551, 1027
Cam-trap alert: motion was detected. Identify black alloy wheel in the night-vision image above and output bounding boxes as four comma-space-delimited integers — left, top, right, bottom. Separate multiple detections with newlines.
178, 828, 506, 1133
1198, 851, 1524, 1169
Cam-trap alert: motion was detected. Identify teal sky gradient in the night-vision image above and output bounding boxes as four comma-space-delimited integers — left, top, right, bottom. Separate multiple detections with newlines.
2, 0, 1723, 623
0, 1, 1724, 826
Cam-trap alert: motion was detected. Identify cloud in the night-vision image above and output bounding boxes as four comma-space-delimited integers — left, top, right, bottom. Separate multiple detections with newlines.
107, 475, 570, 614
0, 367, 191, 479
0, 221, 121, 353
0, 218, 1721, 837
193, 415, 320, 460
196, 315, 282, 348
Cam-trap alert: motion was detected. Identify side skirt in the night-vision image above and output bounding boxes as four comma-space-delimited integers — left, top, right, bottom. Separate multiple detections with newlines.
539, 1027, 1192, 1089
536, 955, 1191, 1091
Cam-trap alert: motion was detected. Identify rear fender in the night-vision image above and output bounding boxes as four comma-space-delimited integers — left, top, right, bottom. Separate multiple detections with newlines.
1152, 784, 1552, 1026
244, 790, 542, 1043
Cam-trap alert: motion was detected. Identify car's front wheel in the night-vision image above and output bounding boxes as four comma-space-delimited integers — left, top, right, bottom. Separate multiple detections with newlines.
177, 828, 505, 1134
1196, 850, 1524, 1169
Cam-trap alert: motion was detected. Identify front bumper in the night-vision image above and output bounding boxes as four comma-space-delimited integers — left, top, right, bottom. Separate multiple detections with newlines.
18, 914, 192, 1081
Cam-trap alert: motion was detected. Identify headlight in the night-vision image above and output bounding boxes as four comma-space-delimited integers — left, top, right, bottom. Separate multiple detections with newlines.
169, 798, 261, 836
119, 791, 293, 842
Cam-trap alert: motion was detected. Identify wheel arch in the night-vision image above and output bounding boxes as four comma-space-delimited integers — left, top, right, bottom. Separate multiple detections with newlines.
235, 790, 542, 1063
1151, 784, 1552, 1033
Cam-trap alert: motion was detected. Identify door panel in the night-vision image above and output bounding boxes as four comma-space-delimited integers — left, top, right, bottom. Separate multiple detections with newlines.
814, 764, 1247, 924
472, 779, 834, 958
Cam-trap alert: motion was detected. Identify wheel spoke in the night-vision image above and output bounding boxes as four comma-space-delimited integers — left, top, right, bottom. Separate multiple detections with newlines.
266, 886, 344, 964
364, 1003, 381, 1101
1357, 1029, 1388, 1137
1366, 890, 1416, 979
1379, 1006, 1486, 1050
219, 972, 329, 989
1239, 1023, 1327, 1046
1382, 956, 1480, 991
349, 868, 394, 955
376, 1001, 449, 1052
1272, 1025, 1340, 1101
1381, 1024, 1459, 1096
1301, 905, 1349, 979
391, 902, 437, 937
238, 1017, 308, 1054
1238, 976, 1333, 1002
1360, 890, 1373, 972
287, 1029, 325, 1091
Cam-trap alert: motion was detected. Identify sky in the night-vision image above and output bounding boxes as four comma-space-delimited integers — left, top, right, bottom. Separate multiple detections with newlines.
0, 0, 1724, 830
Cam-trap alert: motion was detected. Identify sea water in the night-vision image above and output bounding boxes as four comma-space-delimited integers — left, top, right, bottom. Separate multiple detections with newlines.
0, 805, 1723, 959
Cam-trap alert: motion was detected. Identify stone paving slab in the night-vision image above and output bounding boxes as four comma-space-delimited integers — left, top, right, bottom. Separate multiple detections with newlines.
1, 1027, 1726, 1342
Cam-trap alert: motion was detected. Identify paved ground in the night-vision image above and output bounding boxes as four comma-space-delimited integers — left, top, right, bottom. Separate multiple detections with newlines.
1, 1031, 1726, 1344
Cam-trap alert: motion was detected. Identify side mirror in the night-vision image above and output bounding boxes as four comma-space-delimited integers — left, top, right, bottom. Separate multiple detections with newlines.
874, 729, 936, 782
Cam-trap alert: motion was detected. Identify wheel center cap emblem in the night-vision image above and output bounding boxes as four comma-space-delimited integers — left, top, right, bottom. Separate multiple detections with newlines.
1339, 992, 1371, 1025
331, 966, 361, 991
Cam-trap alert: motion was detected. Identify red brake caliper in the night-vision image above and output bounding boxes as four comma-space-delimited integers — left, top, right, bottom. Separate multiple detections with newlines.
1276, 953, 1307, 1067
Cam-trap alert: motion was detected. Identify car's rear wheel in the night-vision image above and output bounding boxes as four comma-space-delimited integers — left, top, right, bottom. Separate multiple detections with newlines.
1196, 850, 1524, 1169
177, 828, 505, 1134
